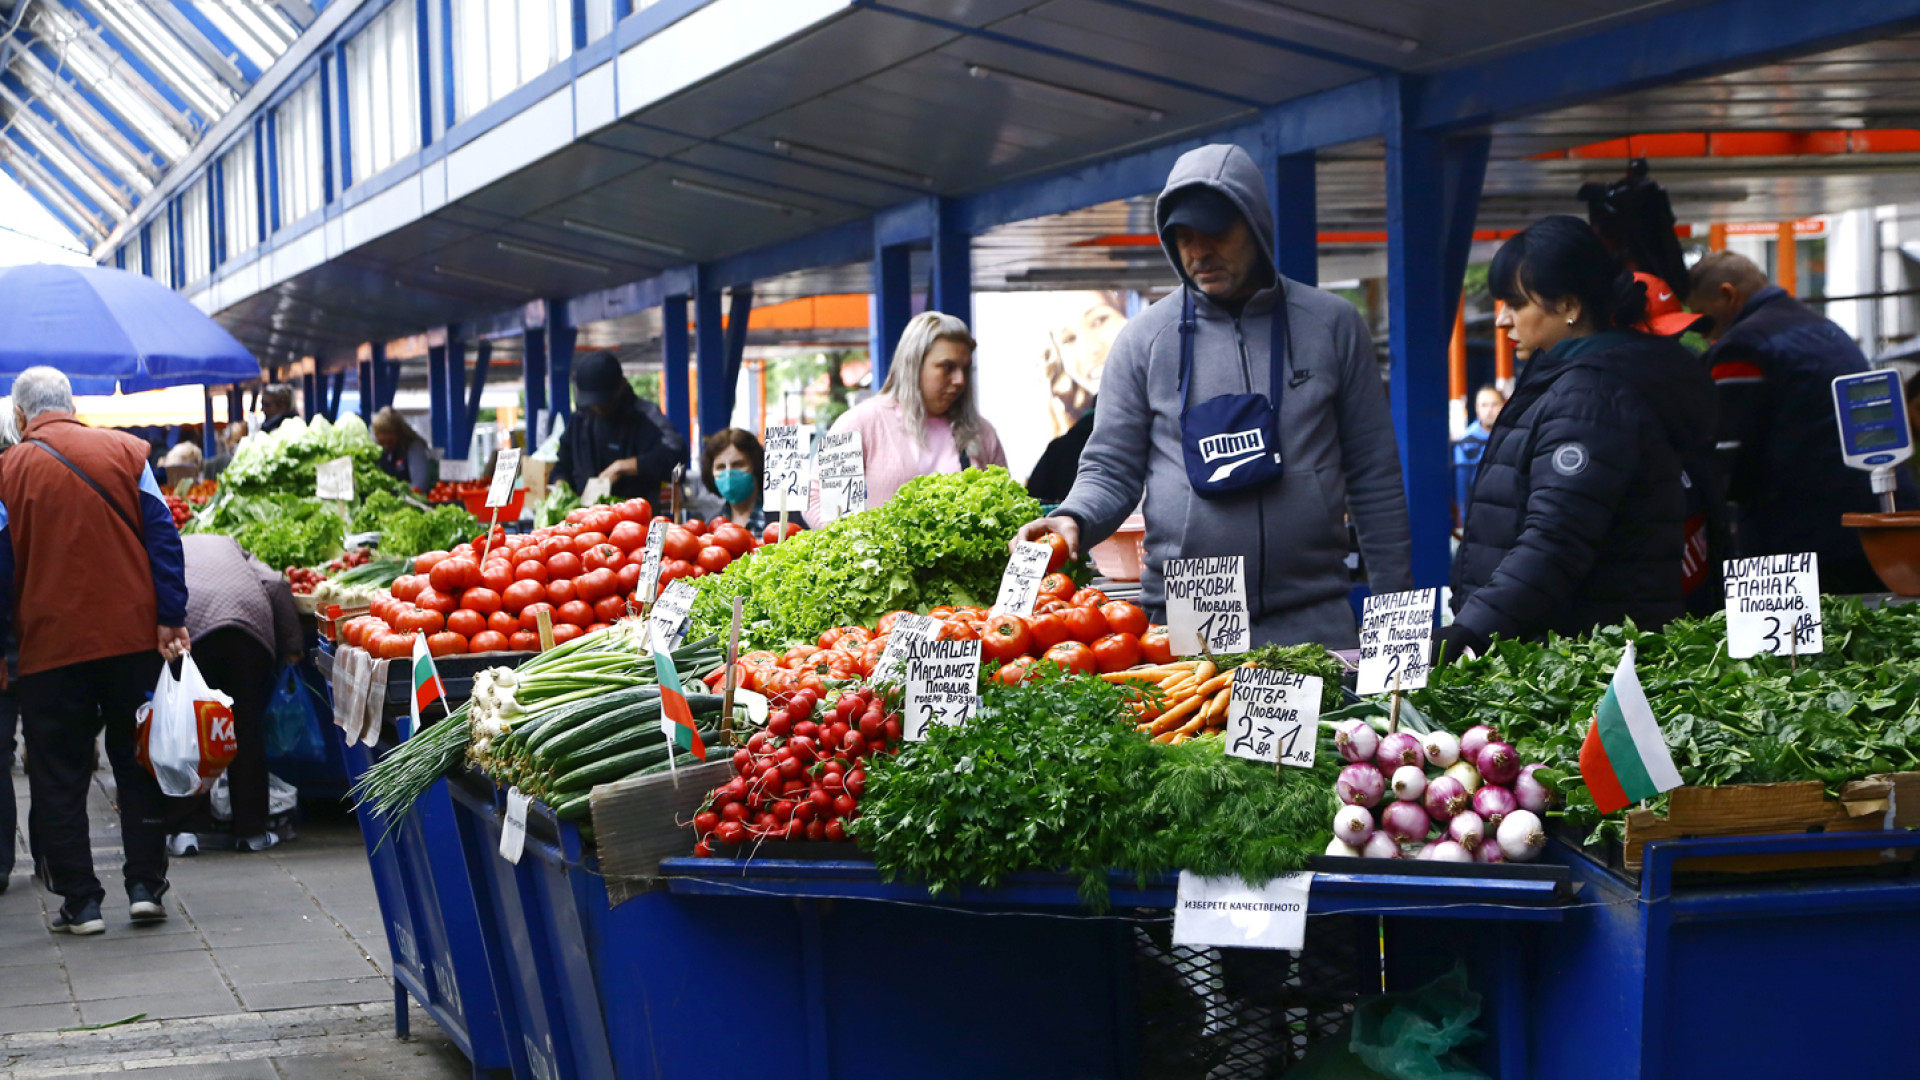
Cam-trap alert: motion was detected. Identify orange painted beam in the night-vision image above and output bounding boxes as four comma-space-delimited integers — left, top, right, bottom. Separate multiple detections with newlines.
1534, 129, 1920, 160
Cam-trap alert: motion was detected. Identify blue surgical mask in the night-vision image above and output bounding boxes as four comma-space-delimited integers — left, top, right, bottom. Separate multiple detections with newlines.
714, 467, 754, 505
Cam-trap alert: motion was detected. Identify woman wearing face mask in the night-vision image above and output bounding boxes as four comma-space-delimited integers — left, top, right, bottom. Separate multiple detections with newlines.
1435, 215, 1718, 665
700, 428, 795, 534
807, 311, 1008, 525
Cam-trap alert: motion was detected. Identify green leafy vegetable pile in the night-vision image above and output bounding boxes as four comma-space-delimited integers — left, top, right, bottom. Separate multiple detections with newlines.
849, 670, 1339, 908
185, 494, 345, 569
351, 491, 479, 557
220, 414, 404, 500
687, 467, 1041, 648
1412, 597, 1920, 843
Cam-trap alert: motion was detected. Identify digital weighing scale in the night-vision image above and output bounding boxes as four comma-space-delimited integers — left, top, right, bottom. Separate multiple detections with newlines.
1832, 369, 1913, 512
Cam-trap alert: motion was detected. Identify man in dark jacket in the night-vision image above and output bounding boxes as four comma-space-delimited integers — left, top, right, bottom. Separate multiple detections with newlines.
0, 367, 188, 935
550, 353, 682, 501
1689, 251, 1908, 593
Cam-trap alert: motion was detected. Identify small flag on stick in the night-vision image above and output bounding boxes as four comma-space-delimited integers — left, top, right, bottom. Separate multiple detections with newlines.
651, 645, 707, 782
1580, 643, 1683, 814
409, 633, 446, 741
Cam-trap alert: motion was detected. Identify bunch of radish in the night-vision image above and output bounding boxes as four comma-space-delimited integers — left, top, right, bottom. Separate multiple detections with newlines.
691, 684, 901, 854
1326, 721, 1552, 863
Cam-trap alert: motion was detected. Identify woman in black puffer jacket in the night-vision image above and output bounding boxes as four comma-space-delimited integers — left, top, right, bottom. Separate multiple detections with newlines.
1435, 216, 1717, 663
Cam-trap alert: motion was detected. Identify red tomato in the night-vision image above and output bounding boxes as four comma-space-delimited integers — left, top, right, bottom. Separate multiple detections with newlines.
390, 575, 426, 603
572, 531, 608, 554
593, 594, 628, 623
397, 608, 445, 635
609, 521, 645, 551
576, 567, 616, 603
763, 521, 801, 544
469, 630, 510, 653
662, 526, 702, 563
488, 610, 520, 635
1101, 601, 1149, 638
1044, 640, 1096, 676
1035, 597, 1070, 616
615, 563, 642, 596
980, 614, 1032, 663
997, 656, 1036, 685
1040, 573, 1076, 603
1061, 605, 1108, 644
586, 622, 612, 635
1140, 625, 1174, 666
447, 609, 486, 637
584, 509, 619, 534
546, 578, 577, 606
1029, 612, 1071, 651
936, 620, 979, 641
551, 623, 585, 644
557, 600, 595, 628
874, 610, 911, 635
1091, 632, 1143, 673
416, 587, 458, 615
546, 551, 583, 580
582, 544, 623, 573
616, 498, 652, 526
711, 525, 753, 558
1040, 532, 1071, 573
565, 508, 591, 526
428, 631, 468, 657
479, 561, 514, 593
1072, 587, 1110, 609
508, 630, 542, 652
364, 628, 392, 656
696, 546, 732, 574
519, 602, 556, 633
513, 559, 549, 583
412, 551, 451, 576
460, 587, 502, 615
449, 544, 477, 562
501, 579, 545, 613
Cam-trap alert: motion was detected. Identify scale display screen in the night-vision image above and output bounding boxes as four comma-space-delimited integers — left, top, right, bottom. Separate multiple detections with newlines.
1855, 402, 1895, 424
1857, 428, 1901, 450
1833, 370, 1912, 471
1849, 379, 1890, 403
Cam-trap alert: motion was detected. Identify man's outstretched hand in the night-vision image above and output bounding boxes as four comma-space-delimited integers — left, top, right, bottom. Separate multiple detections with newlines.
1013, 516, 1080, 558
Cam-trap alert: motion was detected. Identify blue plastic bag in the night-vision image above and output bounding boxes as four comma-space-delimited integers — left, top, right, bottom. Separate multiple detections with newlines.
265, 664, 327, 762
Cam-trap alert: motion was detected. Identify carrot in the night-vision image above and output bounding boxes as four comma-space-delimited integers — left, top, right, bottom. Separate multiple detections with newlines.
1154, 710, 1210, 742
1202, 686, 1232, 727
1189, 660, 1217, 686
1191, 671, 1233, 699
1145, 693, 1207, 735
1156, 671, 1190, 690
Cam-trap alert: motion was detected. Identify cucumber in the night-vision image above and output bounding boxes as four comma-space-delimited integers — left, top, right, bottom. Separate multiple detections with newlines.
547, 728, 720, 794
632, 745, 713, 778
541, 692, 725, 769
532, 699, 663, 766
521, 686, 660, 756
552, 791, 594, 821
550, 716, 666, 775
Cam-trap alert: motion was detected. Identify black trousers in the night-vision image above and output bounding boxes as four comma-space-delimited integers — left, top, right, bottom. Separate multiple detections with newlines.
1, 689, 17, 880
19, 650, 167, 907
164, 630, 276, 838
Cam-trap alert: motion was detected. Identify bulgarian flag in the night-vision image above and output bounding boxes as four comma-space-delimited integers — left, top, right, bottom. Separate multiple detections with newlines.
1580, 643, 1683, 814
409, 633, 445, 741
651, 645, 706, 779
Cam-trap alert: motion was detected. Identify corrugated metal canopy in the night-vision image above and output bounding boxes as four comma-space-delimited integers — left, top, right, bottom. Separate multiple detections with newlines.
0, 0, 308, 245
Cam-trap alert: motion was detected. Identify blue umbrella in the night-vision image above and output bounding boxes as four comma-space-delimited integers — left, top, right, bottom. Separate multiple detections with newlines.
0, 264, 260, 395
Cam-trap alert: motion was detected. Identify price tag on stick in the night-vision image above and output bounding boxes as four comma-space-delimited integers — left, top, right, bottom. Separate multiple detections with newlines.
992, 541, 1054, 616
873, 613, 941, 683
1356, 588, 1437, 696
1164, 556, 1251, 655
1723, 552, 1823, 659
903, 639, 981, 741
580, 477, 612, 504
1224, 668, 1322, 767
1172, 871, 1313, 951
762, 425, 812, 506
488, 449, 522, 508
648, 579, 699, 651
500, 788, 531, 864
815, 431, 866, 524
634, 519, 670, 606
315, 456, 354, 502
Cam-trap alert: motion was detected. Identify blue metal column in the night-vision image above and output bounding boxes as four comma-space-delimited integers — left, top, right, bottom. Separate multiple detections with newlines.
203, 388, 218, 458
932, 198, 971, 327
1385, 80, 1490, 588
870, 243, 911, 390
455, 338, 487, 457
358, 359, 374, 422
427, 337, 451, 450
662, 294, 692, 455
725, 285, 754, 422
524, 327, 549, 452
546, 304, 576, 437
327, 371, 345, 422
694, 274, 727, 446
302, 371, 320, 421
1271, 151, 1317, 286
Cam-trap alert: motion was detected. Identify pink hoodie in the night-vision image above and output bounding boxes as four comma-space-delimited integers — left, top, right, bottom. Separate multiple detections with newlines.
805, 397, 1007, 526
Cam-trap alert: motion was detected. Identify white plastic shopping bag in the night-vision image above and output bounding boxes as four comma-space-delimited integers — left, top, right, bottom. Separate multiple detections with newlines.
136, 654, 239, 797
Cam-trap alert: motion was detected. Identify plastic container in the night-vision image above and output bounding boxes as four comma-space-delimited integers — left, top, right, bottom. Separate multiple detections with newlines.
1089, 514, 1146, 582
1842, 511, 1920, 594
460, 488, 525, 521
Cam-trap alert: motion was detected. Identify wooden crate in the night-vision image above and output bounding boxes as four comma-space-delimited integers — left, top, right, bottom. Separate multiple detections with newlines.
1623, 777, 1920, 874
590, 760, 733, 905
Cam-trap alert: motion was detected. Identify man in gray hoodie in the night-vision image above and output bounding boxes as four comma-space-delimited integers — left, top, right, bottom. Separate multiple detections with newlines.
1016, 144, 1412, 647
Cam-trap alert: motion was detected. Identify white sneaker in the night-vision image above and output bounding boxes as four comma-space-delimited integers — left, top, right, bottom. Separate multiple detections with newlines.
239, 832, 280, 852
167, 833, 200, 857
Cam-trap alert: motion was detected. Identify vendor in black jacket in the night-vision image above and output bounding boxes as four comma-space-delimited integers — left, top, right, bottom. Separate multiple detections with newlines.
551, 352, 682, 500
1436, 216, 1717, 664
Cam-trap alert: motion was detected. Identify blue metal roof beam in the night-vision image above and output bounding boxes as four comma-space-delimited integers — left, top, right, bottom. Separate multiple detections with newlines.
0, 136, 108, 236
61, 0, 232, 125
145, 0, 254, 91
27, 3, 201, 151
0, 77, 140, 206
0, 157, 93, 241
5, 53, 163, 181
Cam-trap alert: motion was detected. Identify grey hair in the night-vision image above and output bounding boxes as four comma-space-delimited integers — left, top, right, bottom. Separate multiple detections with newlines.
878, 311, 984, 457
13, 367, 75, 421
0, 397, 17, 449
261, 382, 295, 410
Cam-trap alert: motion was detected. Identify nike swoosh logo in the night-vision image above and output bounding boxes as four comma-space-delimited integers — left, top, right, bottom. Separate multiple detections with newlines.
1208, 454, 1263, 483
1658, 292, 1673, 302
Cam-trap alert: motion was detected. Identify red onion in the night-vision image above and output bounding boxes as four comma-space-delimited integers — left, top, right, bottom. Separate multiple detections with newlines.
1325, 837, 1363, 857
1495, 809, 1547, 862
1424, 840, 1473, 863
1442, 760, 1482, 794
1423, 775, 1470, 821
1376, 731, 1424, 769
1474, 842, 1505, 864
1334, 804, 1374, 847
1390, 765, 1428, 803
1475, 741, 1521, 787
1515, 764, 1552, 814
1337, 763, 1386, 808
1334, 718, 1380, 764
1459, 724, 1499, 761
1381, 800, 1430, 843
1472, 784, 1518, 830
1420, 730, 1461, 768
1361, 831, 1399, 859
1447, 809, 1486, 852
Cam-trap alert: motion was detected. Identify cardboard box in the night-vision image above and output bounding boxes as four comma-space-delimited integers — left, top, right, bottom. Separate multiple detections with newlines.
1624, 780, 1916, 874
590, 760, 733, 905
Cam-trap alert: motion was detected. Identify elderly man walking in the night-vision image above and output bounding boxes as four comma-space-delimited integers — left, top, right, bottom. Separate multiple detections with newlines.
0, 367, 189, 935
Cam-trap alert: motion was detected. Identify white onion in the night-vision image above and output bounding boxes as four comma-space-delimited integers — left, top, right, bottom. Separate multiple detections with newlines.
1420, 730, 1462, 769
1447, 810, 1486, 852
1334, 719, 1380, 764
1515, 764, 1552, 814
1338, 763, 1387, 808
1391, 765, 1428, 802
1424, 840, 1473, 864
1459, 724, 1498, 761
1474, 842, 1505, 864
1381, 800, 1430, 842
1334, 804, 1374, 847
1325, 837, 1363, 858
1361, 831, 1399, 859
1442, 760, 1482, 794
1496, 809, 1547, 863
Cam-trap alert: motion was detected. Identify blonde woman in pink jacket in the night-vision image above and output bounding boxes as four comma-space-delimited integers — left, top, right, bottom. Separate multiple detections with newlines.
807, 312, 1007, 525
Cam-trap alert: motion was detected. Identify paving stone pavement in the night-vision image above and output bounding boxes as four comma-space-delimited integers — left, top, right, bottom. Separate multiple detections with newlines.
2, 744, 471, 1079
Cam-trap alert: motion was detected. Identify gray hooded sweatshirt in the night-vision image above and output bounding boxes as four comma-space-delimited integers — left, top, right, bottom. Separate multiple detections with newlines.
1055, 144, 1412, 648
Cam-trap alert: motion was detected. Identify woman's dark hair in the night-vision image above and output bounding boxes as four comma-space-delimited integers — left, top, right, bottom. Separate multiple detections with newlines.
1488, 215, 1647, 331
700, 427, 764, 498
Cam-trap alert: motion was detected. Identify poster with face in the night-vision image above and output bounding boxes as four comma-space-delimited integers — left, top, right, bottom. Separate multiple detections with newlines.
973, 291, 1132, 482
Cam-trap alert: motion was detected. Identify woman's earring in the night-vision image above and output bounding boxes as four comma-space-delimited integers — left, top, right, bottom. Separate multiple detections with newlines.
1566, 317, 1575, 326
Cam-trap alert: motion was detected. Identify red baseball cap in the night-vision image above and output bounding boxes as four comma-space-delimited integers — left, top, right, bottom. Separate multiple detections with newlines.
1635, 272, 1710, 337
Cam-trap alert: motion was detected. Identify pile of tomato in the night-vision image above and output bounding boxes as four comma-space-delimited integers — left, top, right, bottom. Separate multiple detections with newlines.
425, 479, 490, 502
165, 495, 193, 527
691, 685, 894, 854
284, 566, 325, 596
340, 498, 802, 659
